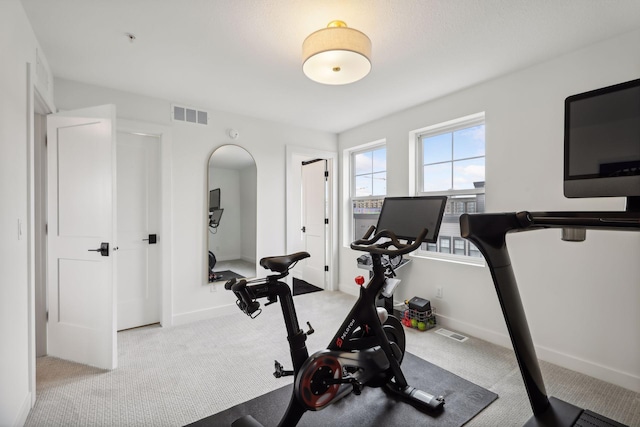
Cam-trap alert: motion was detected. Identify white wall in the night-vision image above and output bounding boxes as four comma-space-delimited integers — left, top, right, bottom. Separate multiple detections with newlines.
53, 78, 337, 325
0, 1, 55, 424
338, 29, 640, 391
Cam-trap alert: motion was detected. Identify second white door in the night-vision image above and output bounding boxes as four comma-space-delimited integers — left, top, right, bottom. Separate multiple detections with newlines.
301, 160, 327, 289
117, 131, 161, 331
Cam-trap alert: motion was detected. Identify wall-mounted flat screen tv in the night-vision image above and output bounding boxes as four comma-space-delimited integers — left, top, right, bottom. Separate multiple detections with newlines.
564, 78, 640, 211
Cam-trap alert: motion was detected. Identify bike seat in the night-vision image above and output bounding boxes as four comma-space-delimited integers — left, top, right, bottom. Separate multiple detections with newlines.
260, 252, 310, 273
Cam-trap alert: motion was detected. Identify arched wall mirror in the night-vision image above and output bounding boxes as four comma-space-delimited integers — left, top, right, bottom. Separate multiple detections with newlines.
207, 145, 257, 283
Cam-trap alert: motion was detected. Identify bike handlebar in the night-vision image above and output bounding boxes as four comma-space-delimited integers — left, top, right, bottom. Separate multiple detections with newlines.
350, 226, 429, 256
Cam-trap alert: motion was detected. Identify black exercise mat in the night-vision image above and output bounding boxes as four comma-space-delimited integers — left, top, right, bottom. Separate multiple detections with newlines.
292, 278, 323, 296
211, 270, 244, 282
187, 352, 498, 426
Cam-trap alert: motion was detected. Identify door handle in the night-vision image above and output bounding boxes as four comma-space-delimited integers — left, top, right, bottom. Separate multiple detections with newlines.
142, 234, 157, 244
88, 242, 109, 256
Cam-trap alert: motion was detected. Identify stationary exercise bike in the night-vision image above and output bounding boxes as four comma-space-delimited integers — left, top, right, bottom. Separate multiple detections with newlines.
225, 196, 447, 427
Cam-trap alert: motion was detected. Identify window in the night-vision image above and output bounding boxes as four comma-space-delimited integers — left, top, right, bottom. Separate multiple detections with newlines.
439, 236, 451, 253
414, 113, 485, 262
351, 144, 386, 240
354, 147, 386, 197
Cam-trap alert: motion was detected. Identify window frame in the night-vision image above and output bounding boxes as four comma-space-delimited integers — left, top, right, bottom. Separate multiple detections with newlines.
351, 144, 387, 199
416, 115, 485, 198
347, 140, 387, 243
410, 112, 486, 266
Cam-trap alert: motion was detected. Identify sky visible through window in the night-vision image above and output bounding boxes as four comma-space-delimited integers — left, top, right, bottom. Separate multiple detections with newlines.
423, 125, 485, 191
355, 147, 386, 197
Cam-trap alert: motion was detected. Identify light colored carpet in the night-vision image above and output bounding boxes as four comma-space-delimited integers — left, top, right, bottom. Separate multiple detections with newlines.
26, 291, 639, 426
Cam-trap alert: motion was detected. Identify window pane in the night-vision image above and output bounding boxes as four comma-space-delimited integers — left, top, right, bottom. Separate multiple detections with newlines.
469, 242, 482, 257
355, 174, 372, 197
466, 201, 477, 213
422, 133, 451, 165
372, 172, 386, 196
454, 238, 465, 255
423, 163, 451, 192
372, 148, 386, 173
354, 151, 372, 175
453, 124, 485, 160
416, 118, 485, 261
439, 236, 451, 253
453, 157, 485, 190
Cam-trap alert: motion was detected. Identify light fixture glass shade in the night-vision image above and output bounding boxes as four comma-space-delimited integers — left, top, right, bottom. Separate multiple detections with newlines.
302, 22, 371, 85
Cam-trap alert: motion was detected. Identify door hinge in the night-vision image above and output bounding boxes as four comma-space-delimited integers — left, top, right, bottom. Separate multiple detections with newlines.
45, 223, 48, 234
324, 170, 329, 180
46, 311, 48, 322
324, 218, 329, 225
324, 265, 329, 272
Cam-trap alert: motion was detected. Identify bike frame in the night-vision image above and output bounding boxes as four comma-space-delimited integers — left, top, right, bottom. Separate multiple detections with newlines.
239, 252, 407, 426
229, 198, 449, 426
327, 253, 408, 387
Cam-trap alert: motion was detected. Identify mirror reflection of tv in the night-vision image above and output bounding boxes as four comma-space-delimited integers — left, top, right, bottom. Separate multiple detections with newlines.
209, 208, 223, 227
209, 188, 220, 212
375, 196, 447, 243
564, 78, 640, 211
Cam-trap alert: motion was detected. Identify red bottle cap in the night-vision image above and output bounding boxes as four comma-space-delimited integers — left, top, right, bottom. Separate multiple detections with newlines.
355, 275, 365, 286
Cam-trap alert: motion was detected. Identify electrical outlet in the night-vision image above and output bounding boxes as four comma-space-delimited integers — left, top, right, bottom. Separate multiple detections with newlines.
436, 287, 443, 299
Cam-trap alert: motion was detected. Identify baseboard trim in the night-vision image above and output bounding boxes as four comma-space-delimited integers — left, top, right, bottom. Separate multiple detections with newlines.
435, 313, 640, 393
338, 284, 359, 298
534, 344, 640, 393
434, 313, 512, 349
172, 304, 237, 326
241, 255, 256, 264
14, 391, 32, 427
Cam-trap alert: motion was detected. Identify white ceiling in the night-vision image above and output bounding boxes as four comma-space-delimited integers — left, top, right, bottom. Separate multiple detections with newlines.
21, 0, 640, 134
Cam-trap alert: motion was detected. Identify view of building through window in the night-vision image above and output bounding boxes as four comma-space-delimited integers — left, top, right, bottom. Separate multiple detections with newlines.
351, 146, 386, 240
348, 119, 484, 258
423, 193, 484, 257
418, 121, 485, 259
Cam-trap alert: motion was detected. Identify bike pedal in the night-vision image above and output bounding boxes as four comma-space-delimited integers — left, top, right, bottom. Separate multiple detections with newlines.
273, 360, 293, 378
352, 381, 363, 395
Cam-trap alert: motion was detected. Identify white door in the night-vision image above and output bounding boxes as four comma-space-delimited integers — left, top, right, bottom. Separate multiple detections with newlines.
301, 160, 327, 289
46, 104, 117, 370
116, 132, 160, 331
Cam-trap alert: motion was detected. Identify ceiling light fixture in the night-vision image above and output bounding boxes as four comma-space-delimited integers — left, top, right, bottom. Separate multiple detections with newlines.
302, 20, 371, 85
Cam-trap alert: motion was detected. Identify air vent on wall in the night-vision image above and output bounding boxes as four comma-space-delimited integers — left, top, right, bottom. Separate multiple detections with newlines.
172, 104, 209, 125
435, 328, 468, 342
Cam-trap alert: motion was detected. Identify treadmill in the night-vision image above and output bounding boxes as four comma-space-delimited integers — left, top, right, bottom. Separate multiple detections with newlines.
460, 210, 639, 427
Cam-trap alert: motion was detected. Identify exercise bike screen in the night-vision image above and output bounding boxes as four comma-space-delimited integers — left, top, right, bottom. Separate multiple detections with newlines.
376, 196, 447, 243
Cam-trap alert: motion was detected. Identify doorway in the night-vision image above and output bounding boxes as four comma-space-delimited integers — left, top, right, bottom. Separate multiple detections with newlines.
34, 118, 172, 358
116, 131, 161, 331
300, 159, 328, 289
285, 146, 338, 291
